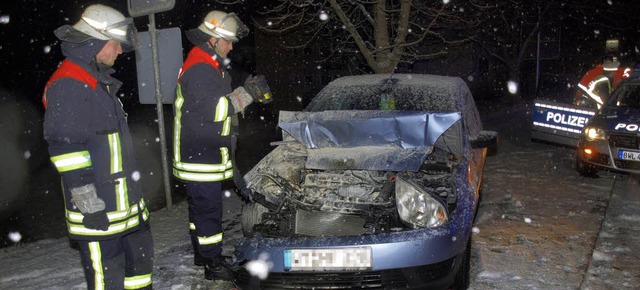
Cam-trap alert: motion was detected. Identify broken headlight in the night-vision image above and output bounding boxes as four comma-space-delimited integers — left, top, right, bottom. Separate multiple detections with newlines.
395, 177, 448, 228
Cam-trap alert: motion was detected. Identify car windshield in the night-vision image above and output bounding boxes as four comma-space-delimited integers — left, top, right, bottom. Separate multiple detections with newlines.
304, 74, 483, 138
610, 82, 640, 109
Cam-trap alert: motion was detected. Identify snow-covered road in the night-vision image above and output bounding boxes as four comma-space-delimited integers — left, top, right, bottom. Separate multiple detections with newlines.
469, 103, 640, 289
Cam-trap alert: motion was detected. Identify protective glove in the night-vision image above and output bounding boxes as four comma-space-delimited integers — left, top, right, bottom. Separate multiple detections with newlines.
228, 87, 254, 113
243, 75, 272, 104
70, 183, 106, 214
82, 211, 110, 231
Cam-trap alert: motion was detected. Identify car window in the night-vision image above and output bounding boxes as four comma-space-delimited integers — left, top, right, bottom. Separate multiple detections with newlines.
611, 83, 640, 108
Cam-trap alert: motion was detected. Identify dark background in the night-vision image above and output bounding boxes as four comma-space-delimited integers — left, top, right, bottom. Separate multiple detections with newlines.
1, 1, 640, 247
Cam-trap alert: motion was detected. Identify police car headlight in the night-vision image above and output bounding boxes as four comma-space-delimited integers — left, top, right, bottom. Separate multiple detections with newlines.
395, 177, 448, 228
584, 127, 606, 141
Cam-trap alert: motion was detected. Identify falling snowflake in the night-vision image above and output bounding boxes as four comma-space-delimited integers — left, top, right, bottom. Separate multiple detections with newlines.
524, 217, 532, 224
8, 232, 22, 243
23, 151, 31, 159
319, 11, 329, 21
43, 46, 51, 54
132, 171, 141, 181
0, 15, 9, 24
507, 80, 518, 94
224, 190, 232, 198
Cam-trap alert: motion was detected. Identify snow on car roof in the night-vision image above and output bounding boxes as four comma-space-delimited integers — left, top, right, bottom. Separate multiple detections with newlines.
306, 73, 483, 137
307, 73, 469, 113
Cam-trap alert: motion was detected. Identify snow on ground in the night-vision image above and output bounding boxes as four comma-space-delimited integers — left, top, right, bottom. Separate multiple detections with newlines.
0, 192, 243, 290
469, 102, 640, 289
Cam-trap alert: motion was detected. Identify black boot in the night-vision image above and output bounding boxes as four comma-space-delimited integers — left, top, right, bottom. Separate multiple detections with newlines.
194, 252, 205, 267
204, 257, 234, 281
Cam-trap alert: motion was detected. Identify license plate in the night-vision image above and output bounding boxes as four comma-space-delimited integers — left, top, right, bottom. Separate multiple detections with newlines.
284, 247, 372, 271
618, 150, 640, 161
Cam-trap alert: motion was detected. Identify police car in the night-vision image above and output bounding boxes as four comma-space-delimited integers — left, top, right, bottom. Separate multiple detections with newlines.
576, 77, 640, 176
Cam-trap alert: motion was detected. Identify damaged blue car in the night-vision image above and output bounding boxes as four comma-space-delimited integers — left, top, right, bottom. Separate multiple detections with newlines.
232, 74, 497, 289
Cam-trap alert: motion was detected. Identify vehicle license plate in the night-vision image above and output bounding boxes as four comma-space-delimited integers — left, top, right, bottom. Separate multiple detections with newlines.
618, 150, 640, 161
284, 247, 372, 271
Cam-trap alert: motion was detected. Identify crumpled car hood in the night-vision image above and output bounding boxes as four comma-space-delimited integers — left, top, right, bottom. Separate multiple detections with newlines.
278, 110, 462, 172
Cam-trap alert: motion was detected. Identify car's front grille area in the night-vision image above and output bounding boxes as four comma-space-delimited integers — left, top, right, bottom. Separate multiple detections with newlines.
295, 210, 366, 236
235, 258, 454, 289
608, 132, 639, 149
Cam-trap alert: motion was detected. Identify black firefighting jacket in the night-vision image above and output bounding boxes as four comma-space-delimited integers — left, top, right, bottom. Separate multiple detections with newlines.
42, 39, 149, 240
172, 45, 236, 182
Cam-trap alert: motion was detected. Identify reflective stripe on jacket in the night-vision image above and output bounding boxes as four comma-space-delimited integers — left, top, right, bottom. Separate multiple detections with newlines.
172, 46, 235, 182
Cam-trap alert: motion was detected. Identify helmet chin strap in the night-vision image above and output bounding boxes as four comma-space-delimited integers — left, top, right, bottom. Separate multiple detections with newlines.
208, 37, 222, 54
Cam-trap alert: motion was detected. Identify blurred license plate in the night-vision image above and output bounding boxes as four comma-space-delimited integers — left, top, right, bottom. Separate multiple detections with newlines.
618, 150, 640, 161
284, 247, 372, 271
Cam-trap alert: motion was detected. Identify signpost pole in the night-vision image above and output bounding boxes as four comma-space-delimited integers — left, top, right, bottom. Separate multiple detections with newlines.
148, 13, 173, 210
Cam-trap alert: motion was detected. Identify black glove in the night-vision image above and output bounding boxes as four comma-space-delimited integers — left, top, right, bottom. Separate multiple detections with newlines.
237, 186, 254, 202
244, 75, 272, 104
83, 211, 109, 231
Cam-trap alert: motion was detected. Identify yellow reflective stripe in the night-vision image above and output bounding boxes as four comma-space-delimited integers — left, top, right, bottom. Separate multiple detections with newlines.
124, 274, 152, 289
173, 86, 185, 163
68, 211, 145, 236
115, 177, 128, 211
50, 151, 92, 172
67, 199, 144, 223
173, 168, 233, 182
221, 116, 231, 136
89, 242, 106, 290
66, 200, 148, 236
108, 133, 123, 174
189, 222, 196, 231
173, 147, 231, 172
198, 232, 223, 245
214, 97, 229, 122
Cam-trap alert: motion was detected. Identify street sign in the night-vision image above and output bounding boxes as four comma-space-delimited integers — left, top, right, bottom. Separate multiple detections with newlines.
136, 27, 182, 104
127, 0, 175, 17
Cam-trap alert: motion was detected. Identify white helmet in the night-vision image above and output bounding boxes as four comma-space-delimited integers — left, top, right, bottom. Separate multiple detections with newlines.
197, 10, 248, 42
56, 4, 140, 51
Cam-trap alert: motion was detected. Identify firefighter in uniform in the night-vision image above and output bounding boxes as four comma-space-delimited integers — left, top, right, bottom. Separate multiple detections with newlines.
172, 10, 271, 281
574, 40, 631, 109
42, 4, 153, 289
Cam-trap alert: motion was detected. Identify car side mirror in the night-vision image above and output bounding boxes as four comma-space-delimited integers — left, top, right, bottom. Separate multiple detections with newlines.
470, 130, 498, 151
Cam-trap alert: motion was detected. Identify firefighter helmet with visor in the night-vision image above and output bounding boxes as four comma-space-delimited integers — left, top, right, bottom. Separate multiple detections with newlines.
55, 4, 140, 51
197, 11, 249, 43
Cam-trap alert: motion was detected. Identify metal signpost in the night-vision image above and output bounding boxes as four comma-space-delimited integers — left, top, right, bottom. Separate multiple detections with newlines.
128, 0, 177, 210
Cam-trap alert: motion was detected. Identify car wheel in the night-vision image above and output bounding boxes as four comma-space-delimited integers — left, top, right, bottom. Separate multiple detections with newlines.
451, 237, 471, 290
241, 202, 268, 237
576, 156, 597, 177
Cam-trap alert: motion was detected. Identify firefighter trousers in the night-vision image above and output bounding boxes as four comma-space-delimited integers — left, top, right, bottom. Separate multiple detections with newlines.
77, 223, 154, 289
186, 181, 224, 263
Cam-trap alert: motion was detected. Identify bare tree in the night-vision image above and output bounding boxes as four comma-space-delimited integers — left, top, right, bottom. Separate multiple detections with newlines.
469, 0, 640, 101
250, 0, 477, 74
